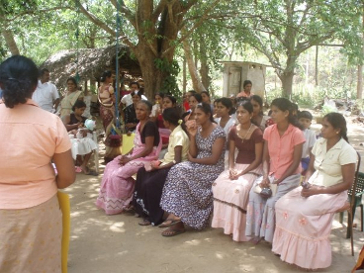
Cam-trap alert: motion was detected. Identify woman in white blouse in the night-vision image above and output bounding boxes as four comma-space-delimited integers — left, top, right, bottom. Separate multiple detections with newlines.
272, 112, 357, 270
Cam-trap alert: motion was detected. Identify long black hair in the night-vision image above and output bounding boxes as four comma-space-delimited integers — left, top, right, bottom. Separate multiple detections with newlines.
0, 55, 38, 108
324, 112, 349, 143
271, 98, 302, 129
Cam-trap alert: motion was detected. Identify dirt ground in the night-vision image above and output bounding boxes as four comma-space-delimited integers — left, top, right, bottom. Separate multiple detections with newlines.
63, 117, 364, 273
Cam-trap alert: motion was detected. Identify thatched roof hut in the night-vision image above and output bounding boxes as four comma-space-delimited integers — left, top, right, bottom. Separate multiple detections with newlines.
42, 45, 141, 92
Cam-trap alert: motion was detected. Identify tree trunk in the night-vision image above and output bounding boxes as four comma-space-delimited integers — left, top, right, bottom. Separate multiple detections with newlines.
279, 71, 294, 98
315, 46, 319, 86
358, 65, 363, 99
183, 57, 187, 93
357, 4, 364, 100
199, 37, 210, 90
182, 37, 206, 93
134, 43, 169, 99
1, 28, 19, 55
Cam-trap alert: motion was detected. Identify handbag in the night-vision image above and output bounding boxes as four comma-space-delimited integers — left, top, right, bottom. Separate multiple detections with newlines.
260, 187, 273, 198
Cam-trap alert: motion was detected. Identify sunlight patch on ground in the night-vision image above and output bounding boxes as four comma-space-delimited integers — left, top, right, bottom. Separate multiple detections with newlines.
238, 264, 256, 272
184, 239, 201, 246
115, 250, 128, 256
215, 251, 226, 259
109, 222, 126, 233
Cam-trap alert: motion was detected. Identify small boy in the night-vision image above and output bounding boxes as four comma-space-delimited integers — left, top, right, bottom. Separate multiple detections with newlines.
298, 110, 316, 174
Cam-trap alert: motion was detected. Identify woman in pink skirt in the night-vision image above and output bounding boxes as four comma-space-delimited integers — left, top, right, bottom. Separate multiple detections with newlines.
212, 100, 263, 241
245, 98, 305, 244
272, 113, 357, 270
96, 100, 162, 215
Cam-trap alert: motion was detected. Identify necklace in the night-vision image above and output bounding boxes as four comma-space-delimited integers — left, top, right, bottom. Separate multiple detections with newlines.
240, 123, 253, 142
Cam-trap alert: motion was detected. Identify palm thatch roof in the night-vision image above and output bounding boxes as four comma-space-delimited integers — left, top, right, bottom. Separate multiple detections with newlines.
42, 45, 141, 91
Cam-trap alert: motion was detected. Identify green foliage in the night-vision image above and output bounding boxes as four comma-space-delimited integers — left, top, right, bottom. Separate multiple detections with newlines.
154, 58, 180, 97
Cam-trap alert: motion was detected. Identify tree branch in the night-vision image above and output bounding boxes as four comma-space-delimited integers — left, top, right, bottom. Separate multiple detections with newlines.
152, 0, 168, 23
0, 7, 67, 21
110, 0, 136, 27
161, 0, 218, 58
77, 1, 115, 36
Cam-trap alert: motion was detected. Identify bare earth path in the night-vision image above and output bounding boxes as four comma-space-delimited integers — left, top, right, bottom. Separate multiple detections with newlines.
64, 120, 364, 273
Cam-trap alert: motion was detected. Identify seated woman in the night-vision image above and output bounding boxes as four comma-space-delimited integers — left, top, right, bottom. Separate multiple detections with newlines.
133, 108, 189, 226
245, 98, 305, 244
215, 97, 236, 168
272, 113, 356, 270
63, 100, 98, 175
212, 101, 263, 242
124, 91, 141, 133
160, 102, 226, 236
250, 95, 274, 132
96, 100, 162, 215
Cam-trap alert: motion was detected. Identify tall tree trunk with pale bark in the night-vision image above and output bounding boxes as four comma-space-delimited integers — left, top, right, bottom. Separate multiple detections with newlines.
182, 36, 206, 93
1, 27, 19, 55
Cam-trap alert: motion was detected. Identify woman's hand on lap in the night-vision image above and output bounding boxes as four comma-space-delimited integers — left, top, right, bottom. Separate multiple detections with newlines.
259, 177, 270, 188
301, 185, 322, 197
119, 155, 131, 165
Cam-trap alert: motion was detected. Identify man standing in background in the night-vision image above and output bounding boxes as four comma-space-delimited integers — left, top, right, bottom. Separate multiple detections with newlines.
32, 68, 60, 113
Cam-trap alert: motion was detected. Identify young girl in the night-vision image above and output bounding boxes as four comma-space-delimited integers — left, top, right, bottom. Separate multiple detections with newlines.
245, 98, 305, 244
212, 101, 263, 241
133, 107, 189, 226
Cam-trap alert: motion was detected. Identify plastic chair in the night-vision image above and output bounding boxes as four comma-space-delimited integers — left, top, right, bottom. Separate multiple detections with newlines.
92, 131, 99, 173
338, 152, 363, 256
57, 191, 71, 273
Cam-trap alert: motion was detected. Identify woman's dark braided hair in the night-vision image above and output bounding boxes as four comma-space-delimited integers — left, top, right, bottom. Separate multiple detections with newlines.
271, 98, 303, 130
0, 55, 38, 108
324, 112, 349, 143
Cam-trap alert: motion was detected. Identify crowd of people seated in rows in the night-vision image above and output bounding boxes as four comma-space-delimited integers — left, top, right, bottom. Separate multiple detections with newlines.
94, 80, 357, 270
0, 56, 357, 272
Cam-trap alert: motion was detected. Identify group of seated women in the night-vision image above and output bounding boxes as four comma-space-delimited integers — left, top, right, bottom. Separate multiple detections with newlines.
95, 93, 357, 271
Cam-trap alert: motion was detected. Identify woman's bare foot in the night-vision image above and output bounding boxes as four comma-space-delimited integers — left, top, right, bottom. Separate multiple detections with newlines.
161, 222, 185, 237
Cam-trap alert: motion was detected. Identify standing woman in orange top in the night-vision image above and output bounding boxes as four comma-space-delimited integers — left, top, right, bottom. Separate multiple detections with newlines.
0, 55, 75, 272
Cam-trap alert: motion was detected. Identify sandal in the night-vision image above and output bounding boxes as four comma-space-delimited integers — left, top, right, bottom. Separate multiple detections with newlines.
161, 225, 185, 237
75, 166, 83, 173
138, 219, 151, 226
159, 218, 181, 228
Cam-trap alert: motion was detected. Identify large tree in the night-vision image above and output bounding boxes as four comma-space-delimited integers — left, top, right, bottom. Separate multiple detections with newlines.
77, 0, 232, 97
234, 0, 362, 97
